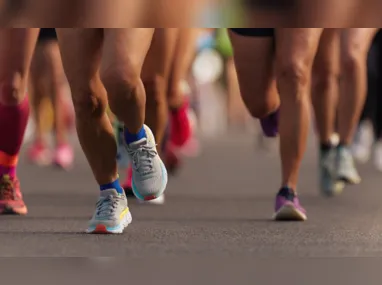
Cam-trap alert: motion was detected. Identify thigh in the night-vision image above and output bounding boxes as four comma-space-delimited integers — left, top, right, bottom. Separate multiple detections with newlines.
142, 28, 178, 80
313, 29, 340, 74
56, 28, 103, 86
228, 29, 275, 95
341, 28, 378, 57
0, 28, 39, 78
101, 28, 154, 77
275, 28, 323, 69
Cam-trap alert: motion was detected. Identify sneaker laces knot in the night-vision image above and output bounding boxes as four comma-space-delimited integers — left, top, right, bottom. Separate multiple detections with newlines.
129, 144, 157, 175
96, 195, 120, 217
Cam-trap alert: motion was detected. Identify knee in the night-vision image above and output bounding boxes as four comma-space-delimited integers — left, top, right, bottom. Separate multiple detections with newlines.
341, 45, 364, 76
144, 75, 167, 106
71, 78, 107, 119
0, 72, 27, 105
276, 59, 310, 101
101, 65, 141, 111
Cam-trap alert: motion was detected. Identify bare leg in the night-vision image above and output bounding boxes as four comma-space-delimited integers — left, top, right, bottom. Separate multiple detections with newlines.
56, 28, 115, 185
142, 28, 178, 151
338, 28, 378, 144
312, 29, 340, 145
275, 28, 323, 190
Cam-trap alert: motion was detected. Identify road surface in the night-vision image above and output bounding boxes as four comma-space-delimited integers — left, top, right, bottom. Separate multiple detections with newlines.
3, 132, 382, 283
3, 132, 382, 258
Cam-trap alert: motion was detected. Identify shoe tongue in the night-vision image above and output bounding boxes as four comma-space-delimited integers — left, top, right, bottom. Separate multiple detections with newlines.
100, 189, 119, 197
279, 187, 296, 199
129, 138, 147, 149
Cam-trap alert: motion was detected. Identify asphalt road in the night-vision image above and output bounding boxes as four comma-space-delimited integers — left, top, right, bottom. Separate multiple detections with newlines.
2, 132, 382, 260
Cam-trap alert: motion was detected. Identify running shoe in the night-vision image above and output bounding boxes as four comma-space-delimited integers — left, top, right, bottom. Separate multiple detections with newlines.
260, 110, 279, 137
164, 144, 182, 175
122, 166, 134, 197
125, 124, 168, 201
319, 148, 345, 196
0, 174, 27, 215
122, 166, 165, 205
170, 100, 192, 148
374, 141, 382, 172
27, 141, 51, 166
53, 143, 74, 170
87, 189, 131, 234
336, 146, 361, 185
352, 120, 374, 164
273, 187, 307, 221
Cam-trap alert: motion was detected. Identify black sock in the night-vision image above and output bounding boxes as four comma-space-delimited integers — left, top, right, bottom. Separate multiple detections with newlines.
320, 142, 332, 152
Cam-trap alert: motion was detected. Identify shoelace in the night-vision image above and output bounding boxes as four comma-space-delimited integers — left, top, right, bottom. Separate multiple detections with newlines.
0, 175, 14, 200
128, 144, 157, 176
96, 195, 120, 217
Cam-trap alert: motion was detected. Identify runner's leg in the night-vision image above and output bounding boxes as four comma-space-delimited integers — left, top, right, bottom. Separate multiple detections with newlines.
0, 28, 39, 215
311, 28, 343, 195
101, 28, 168, 201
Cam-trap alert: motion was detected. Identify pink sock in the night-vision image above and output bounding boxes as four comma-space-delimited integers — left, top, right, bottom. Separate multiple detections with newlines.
0, 165, 16, 177
0, 97, 29, 156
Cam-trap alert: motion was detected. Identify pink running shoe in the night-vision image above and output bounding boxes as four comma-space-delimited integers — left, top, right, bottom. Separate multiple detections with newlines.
0, 174, 27, 215
122, 167, 134, 197
53, 144, 74, 170
27, 141, 51, 166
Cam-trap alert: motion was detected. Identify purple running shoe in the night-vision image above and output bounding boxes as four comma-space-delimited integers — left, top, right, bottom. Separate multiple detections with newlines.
273, 187, 307, 221
260, 110, 279, 137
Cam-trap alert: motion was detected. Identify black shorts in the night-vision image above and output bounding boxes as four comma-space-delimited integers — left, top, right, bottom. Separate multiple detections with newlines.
38, 28, 57, 43
243, 0, 296, 10
230, 28, 275, 37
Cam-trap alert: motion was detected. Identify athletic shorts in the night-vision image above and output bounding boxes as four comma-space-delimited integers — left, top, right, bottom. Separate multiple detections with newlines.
38, 28, 57, 43
230, 28, 274, 37
243, 0, 296, 10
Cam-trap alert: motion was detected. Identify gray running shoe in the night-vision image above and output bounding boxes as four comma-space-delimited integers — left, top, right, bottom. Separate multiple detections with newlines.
126, 125, 168, 201
320, 148, 344, 196
87, 189, 131, 234
336, 146, 361, 185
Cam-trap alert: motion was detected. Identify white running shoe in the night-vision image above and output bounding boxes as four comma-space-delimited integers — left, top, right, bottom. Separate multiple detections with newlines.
126, 125, 168, 201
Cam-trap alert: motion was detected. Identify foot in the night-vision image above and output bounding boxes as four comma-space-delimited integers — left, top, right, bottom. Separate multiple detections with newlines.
170, 100, 193, 149
53, 143, 74, 170
0, 174, 27, 215
87, 189, 131, 234
336, 146, 361, 185
123, 166, 165, 205
27, 141, 51, 166
373, 141, 382, 172
351, 120, 374, 164
122, 167, 134, 197
319, 147, 345, 196
273, 187, 307, 221
259, 110, 279, 137
125, 125, 168, 201
164, 144, 182, 175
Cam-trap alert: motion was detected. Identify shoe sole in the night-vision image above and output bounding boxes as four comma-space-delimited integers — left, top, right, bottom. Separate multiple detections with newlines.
273, 204, 307, 221
321, 180, 345, 197
138, 194, 165, 205
86, 211, 132, 234
338, 175, 361, 185
0, 205, 28, 215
